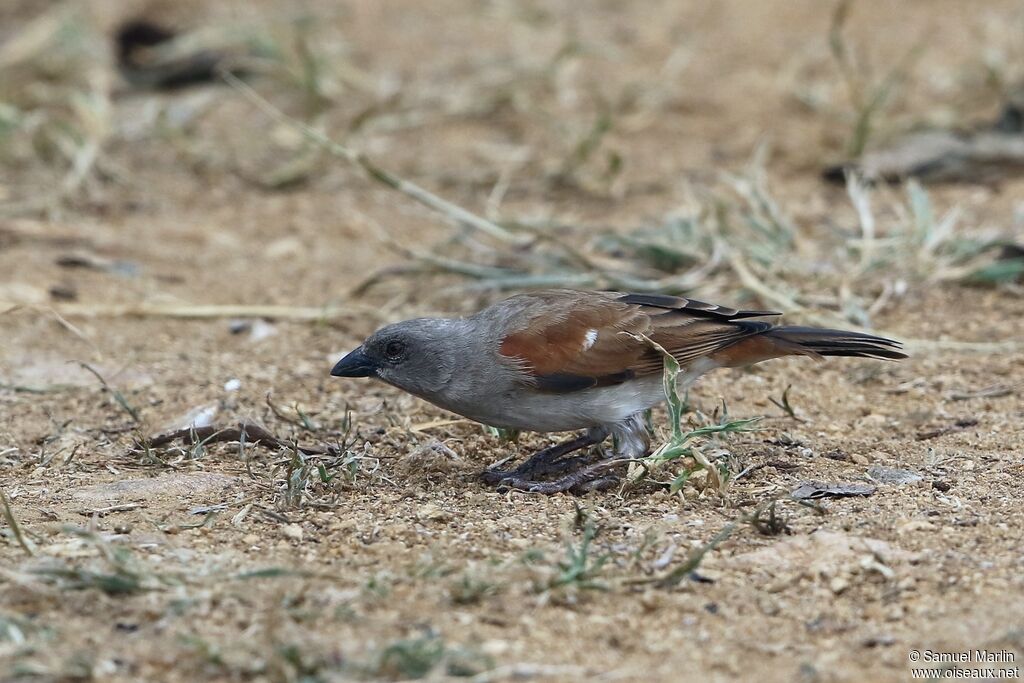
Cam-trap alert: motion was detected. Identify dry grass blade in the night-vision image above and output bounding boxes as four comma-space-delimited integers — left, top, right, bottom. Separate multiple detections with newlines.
655, 522, 736, 588
549, 519, 609, 592
0, 5, 114, 218
623, 522, 736, 589
949, 384, 1016, 401
903, 338, 1024, 353
3, 302, 378, 321
74, 362, 140, 423
29, 528, 179, 595
828, 0, 927, 157
723, 249, 803, 314
768, 384, 803, 422
0, 489, 35, 556
220, 70, 527, 246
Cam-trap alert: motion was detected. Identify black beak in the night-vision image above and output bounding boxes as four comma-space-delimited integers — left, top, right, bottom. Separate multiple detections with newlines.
330, 347, 377, 378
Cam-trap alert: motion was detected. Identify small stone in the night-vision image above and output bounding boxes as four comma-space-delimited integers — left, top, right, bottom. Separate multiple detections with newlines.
898, 520, 935, 534
481, 640, 510, 656
161, 403, 219, 432
385, 523, 411, 539
70, 473, 236, 505
242, 533, 260, 546
49, 284, 77, 301
757, 596, 781, 616
766, 574, 797, 593
640, 590, 661, 612
417, 504, 450, 522
0, 282, 47, 304
862, 634, 896, 648
265, 236, 304, 259
332, 518, 359, 533
867, 466, 923, 485
851, 453, 872, 465
830, 576, 850, 594
281, 524, 304, 542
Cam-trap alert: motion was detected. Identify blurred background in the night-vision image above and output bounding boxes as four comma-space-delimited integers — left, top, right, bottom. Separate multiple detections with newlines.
2, 1, 1023, 681
2, 0, 1023, 319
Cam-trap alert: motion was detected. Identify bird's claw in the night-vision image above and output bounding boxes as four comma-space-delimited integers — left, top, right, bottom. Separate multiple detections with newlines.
486, 461, 623, 495
480, 433, 617, 494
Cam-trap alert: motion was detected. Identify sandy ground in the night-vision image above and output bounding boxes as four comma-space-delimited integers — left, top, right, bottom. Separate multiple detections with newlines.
2, 1, 1024, 681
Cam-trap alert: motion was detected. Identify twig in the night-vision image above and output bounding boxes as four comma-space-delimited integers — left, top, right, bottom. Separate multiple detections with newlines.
916, 418, 979, 441
142, 422, 329, 455
77, 503, 143, 517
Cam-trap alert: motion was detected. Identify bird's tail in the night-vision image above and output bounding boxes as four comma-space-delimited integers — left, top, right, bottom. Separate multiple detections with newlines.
766, 326, 907, 361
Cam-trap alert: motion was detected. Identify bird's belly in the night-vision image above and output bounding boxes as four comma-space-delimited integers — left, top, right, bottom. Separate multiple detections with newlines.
452, 377, 666, 433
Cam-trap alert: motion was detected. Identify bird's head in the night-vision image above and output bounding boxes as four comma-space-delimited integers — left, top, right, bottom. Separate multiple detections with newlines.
330, 318, 461, 398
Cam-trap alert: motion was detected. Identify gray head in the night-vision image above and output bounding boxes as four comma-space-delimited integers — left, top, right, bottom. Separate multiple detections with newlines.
330, 318, 465, 398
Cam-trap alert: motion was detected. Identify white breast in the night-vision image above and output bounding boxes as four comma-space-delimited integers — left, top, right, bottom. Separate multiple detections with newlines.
436, 358, 722, 433
470, 376, 666, 432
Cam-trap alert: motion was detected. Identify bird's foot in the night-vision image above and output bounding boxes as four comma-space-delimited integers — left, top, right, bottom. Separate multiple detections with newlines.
481, 430, 630, 494
488, 459, 626, 495
482, 452, 593, 485
481, 432, 600, 486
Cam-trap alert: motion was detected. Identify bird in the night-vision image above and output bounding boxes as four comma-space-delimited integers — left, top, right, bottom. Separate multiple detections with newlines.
330, 290, 906, 493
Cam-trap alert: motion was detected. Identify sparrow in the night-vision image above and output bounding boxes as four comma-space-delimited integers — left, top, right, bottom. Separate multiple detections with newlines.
331, 290, 906, 493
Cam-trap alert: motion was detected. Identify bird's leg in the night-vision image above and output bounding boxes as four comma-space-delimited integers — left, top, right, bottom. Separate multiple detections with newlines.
494, 458, 630, 494
481, 428, 607, 486
485, 414, 650, 494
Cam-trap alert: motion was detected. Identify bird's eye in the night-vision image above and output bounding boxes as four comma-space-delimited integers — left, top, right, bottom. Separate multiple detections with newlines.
384, 340, 406, 361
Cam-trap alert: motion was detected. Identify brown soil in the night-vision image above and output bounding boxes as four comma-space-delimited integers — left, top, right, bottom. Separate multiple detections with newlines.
2, 1, 1023, 682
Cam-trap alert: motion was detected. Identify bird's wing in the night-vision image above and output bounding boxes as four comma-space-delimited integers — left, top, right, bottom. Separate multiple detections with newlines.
496, 290, 780, 392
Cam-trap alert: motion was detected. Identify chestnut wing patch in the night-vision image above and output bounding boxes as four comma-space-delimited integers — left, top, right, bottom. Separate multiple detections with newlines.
498, 303, 651, 393
496, 290, 781, 393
